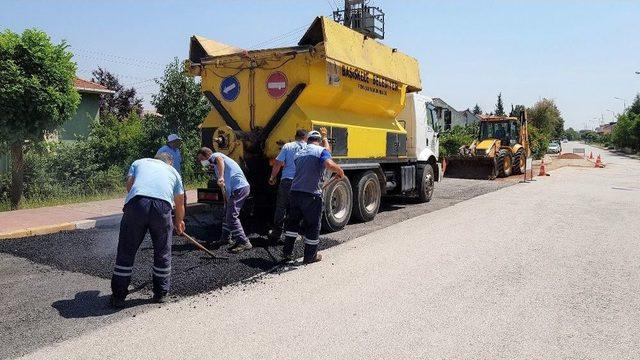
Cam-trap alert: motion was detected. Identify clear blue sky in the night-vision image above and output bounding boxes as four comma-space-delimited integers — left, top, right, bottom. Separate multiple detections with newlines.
2, 0, 639, 130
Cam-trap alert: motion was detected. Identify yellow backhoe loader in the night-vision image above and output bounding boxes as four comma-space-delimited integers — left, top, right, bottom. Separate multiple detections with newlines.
445, 114, 529, 180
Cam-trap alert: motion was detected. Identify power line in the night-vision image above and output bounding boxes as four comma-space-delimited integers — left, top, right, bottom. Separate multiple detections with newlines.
72, 48, 166, 68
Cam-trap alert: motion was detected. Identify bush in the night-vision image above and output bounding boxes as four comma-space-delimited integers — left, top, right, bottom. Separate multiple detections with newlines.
439, 124, 477, 159
528, 125, 548, 160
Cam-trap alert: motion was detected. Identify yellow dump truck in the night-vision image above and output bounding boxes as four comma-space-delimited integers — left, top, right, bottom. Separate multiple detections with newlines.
186, 16, 441, 231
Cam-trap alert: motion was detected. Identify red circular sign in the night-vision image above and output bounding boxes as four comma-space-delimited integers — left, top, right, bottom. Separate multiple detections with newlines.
266, 71, 288, 99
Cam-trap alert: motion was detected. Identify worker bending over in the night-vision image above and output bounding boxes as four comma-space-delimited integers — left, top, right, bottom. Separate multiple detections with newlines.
282, 130, 344, 264
197, 147, 252, 253
111, 153, 185, 308
268, 128, 331, 242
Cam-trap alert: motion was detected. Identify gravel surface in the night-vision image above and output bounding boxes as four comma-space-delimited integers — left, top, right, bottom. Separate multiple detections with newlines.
0, 177, 512, 359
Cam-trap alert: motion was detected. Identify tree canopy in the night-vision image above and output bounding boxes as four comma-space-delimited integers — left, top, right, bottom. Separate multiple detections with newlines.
527, 98, 564, 139
92, 68, 143, 119
151, 58, 209, 135
0, 29, 80, 208
472, 104, 482, 115
494, 93, 505, 116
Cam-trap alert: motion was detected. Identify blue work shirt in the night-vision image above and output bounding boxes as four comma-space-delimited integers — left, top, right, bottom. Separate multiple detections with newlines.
125, 158, 184, 206
208, 152, 250, 196
156, 145, 182, 174
275, 140, 307, 180
291, 144, 331, 195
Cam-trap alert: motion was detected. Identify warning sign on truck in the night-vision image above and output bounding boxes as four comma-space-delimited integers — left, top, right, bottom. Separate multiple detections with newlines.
266, 71, 288, 99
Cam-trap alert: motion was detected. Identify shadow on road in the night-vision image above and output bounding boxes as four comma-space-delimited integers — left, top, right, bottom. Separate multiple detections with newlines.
51, 290, 151, 318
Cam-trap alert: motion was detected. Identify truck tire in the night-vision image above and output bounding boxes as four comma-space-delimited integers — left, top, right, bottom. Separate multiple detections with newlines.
512, 149, 525, 175
351, 170, 381, 222
321, 176, 353, 232
496, 149, 513, 178
416, 164, 435, 203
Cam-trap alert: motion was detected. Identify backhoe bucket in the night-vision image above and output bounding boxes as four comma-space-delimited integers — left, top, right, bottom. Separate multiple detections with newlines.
445, 156, 497, 180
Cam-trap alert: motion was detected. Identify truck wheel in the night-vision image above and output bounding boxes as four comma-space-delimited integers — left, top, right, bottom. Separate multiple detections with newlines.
496, 149, 513, 178
416, 164, 435, 203
351, 171, 381, 222
321, 176, 353, 232
512, 149, 525, 175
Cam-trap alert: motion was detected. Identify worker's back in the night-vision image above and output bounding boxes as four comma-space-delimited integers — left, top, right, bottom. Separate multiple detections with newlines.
125, 158, 183, 206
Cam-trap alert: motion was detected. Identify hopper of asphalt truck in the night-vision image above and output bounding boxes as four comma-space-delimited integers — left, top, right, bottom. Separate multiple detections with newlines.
186, 16, 438, 226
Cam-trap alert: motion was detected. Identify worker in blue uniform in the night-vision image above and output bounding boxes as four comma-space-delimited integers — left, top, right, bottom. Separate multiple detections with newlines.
157, 134, 186, 210
156, 134, 183, 174
197, 147, 252, 253
110, 152, 185, 308
281, 130, 344, 264
268, 128, 331, 242
267, 129, 308, 242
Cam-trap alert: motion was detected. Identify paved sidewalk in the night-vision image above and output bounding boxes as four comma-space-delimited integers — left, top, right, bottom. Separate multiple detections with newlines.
0, 190, 198, 239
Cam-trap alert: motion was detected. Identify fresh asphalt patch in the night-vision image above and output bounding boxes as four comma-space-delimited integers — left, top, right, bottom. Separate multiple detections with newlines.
0, 177, 513, 359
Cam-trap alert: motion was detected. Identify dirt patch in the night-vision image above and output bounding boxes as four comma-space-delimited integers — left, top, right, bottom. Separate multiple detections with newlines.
558, 153, 584, 160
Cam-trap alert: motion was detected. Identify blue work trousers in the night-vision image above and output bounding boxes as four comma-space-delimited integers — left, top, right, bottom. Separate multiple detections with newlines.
111, 195, 173, 298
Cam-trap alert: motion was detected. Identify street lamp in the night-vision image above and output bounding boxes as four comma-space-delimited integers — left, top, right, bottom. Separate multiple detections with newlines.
636, 71, 640, 75
614, 97, 627, 109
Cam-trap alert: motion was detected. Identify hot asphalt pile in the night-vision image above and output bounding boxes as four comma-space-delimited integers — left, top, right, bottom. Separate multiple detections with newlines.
0, 178, 513, 298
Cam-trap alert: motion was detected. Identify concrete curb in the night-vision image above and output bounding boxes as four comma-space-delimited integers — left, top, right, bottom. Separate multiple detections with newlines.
0, 203, 210, 240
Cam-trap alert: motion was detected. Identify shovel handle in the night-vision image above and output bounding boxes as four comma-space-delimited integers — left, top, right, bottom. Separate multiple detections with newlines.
182, 232, 228, 260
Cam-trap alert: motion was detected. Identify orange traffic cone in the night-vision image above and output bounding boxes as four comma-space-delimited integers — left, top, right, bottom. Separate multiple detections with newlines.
538, 159, 547, 176
589, 151, 593, 159
595, 155, 603, 168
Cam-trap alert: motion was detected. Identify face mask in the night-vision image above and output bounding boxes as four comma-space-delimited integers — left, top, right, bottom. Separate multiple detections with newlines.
200, 160, 209, 167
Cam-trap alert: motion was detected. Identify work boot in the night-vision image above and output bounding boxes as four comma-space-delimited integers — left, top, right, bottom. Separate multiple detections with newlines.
230, 241, 253, 253
110, 295, 126, 309
267, 229, 283, 244
153, 293, 167, 304
282, 236, 296, 260
282, 252, 295, 263
303, 244, 322, 264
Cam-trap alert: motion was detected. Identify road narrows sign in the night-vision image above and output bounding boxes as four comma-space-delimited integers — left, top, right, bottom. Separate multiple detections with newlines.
266, 71, 288, 99
220, 76, 240, 102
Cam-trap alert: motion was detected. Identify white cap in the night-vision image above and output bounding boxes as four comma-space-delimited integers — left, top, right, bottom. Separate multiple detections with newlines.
307, 130, 321, 139
167, 134, 182, 142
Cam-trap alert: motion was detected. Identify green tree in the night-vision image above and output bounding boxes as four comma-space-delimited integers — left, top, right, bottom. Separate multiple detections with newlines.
495, 93, 505, 116
472, 104, 482, 115
152, 58, 210, 181
0, 29, 80, 209
527, 98, 564, 139
564, 127, 579, 141
628, 94, 640, 116
509, 104, 525, 118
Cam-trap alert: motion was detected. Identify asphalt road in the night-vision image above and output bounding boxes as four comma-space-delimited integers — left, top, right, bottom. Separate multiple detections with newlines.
19, 144, 640, 359
0, 176, 514, 359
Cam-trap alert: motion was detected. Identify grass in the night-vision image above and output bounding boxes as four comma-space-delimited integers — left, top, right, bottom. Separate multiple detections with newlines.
0, 180, 208, 212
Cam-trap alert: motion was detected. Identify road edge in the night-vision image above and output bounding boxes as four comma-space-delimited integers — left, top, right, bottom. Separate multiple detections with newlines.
0, 203, 210, 240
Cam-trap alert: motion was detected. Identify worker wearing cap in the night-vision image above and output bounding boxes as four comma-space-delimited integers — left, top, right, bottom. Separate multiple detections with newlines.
281, 130, 344, 264
196, 147, 252, 253
157, 134, 183, 174
268, 128, 332, 242
110, 152, 185, 308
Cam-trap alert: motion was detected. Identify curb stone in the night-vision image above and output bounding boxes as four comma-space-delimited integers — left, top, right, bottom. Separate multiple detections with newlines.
0, 203, 210, 240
